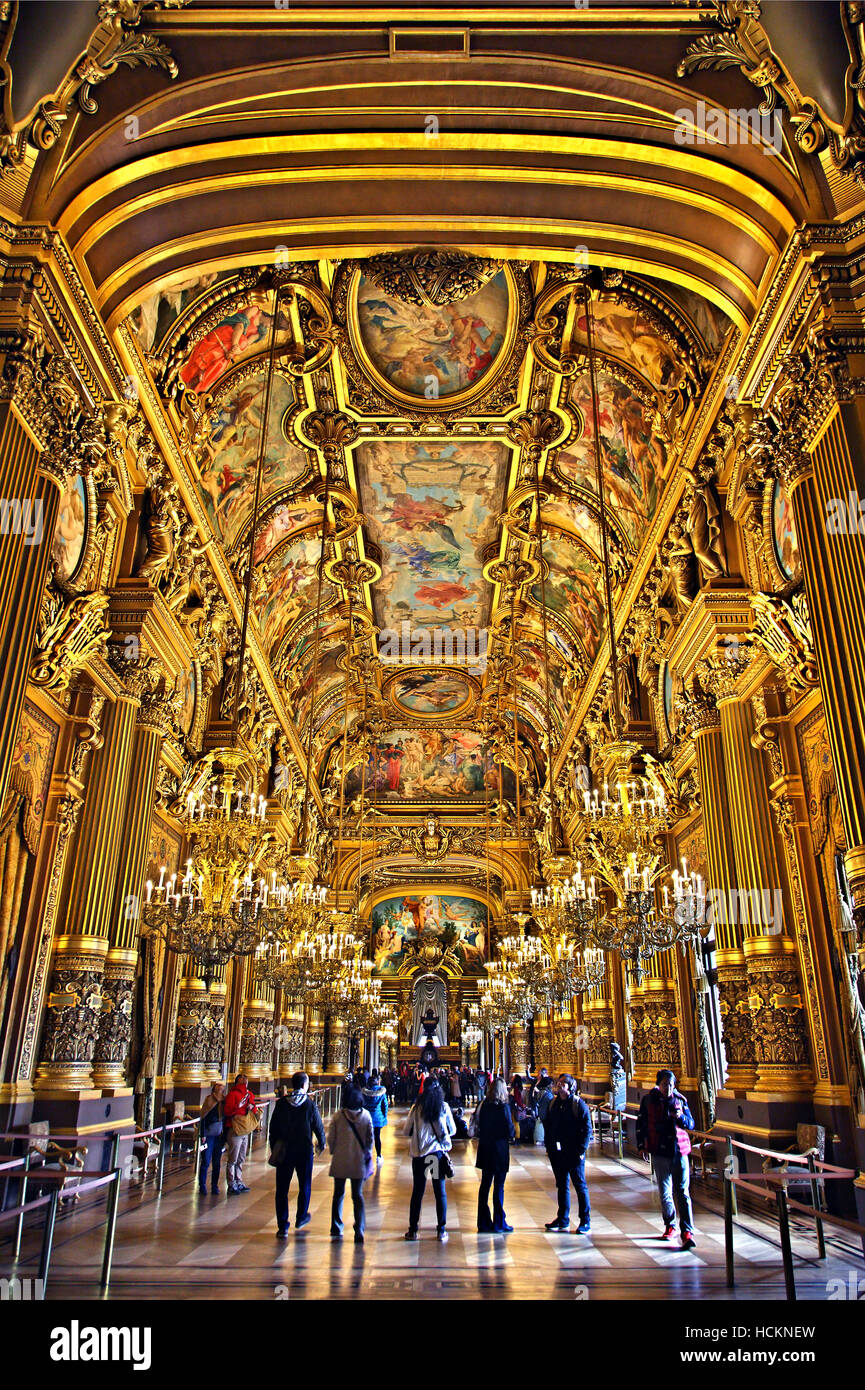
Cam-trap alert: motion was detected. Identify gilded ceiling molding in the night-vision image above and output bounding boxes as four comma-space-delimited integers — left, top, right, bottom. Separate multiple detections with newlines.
678, 0, 865, 184
0, 0, 186, 173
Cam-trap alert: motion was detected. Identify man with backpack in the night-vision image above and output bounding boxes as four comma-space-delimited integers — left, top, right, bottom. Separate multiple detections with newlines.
268, 1072, 326, 1237
543, 1073, 593, 1234
636, 1069, 697, 1249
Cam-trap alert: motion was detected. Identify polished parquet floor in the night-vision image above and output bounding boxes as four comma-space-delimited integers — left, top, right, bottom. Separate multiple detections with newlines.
17, 1109, 861, 1301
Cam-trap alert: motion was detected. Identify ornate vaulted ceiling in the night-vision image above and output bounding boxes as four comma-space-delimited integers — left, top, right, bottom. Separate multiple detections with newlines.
4, 0, 856, 899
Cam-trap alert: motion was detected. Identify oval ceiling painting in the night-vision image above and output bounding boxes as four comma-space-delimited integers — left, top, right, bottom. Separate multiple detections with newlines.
390, 669, 474, 718
356, 270, 509, 399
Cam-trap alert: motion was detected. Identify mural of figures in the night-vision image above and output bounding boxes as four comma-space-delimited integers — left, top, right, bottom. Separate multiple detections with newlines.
52, 475, 87, 582
573, 298, 685, 392
530, 544, 604, 661
356, 271, 509, 396
391, 670, 472, 716
129, 271, 227, 352
513, 637, 570, 731
772, 479, 801, 581
371, 892, 489, 975
259, 537, 335, 656
654, 282, 732, 355
559, 369, 664, 551
339, 728, 518, 800
197, 371, 305, 549
357, 439, 508, 632
178, 293, 291, 395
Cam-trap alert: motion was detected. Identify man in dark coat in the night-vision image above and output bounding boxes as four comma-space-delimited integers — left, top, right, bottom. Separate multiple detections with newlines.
543, 1073, 593, 1234
268, 1071, 326, 1237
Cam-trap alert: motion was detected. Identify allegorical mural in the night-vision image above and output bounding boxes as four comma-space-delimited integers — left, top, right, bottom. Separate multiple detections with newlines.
340, 728, 517, 801
259, 536, 336, 657
559, 369, 664, 551
530, 541, 604, 661
357, 439, 507, 633
196, 371, 307, 550
513, 636, 570, 733
371, 893, 489, 975
356, 271, 509, 396
573, 298, 685, 392
129, 271, 230, 352
52, 474, 88, 582
772, 479, 801, 582
176, 291, 292, 395
390, 670, 473, 717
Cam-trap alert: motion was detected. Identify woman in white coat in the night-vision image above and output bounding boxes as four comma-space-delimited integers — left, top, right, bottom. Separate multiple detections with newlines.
403, 1078, 456, 1241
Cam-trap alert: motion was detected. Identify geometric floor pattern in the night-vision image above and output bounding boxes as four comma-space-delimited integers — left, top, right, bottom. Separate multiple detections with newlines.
16, 1110, 861, 1301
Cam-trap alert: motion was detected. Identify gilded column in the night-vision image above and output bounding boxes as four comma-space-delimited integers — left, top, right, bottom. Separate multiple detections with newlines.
93, 679, 171, 1090
277, 1000, 305, 1077
508, 1021, 529, 1076
305, 1006, 324, 1074
324, 1014, 349, 1074
533, 1010, 553, 1075
683, 683, 757, 1091
35, 686, 138, 1091
172, 963, 227, 1089
240, 975, 276, 1084
628, 951, 682, 1089
713, 674, 812, 1097
583, 973, 615, 1102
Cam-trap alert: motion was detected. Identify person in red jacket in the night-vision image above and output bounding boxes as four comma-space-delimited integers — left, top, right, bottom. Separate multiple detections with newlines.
223, 1073, 258, 1195
636, 1069, 696, 1248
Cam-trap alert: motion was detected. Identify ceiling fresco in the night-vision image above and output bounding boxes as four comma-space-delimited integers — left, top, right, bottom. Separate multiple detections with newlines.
120, 248, 725, 826
355, 268, 510, 399
557, 369, 666, 553
195, 369, 307, 551
355, 438, 509, 635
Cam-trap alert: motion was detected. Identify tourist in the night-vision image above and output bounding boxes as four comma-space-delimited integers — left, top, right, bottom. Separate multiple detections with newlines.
543, 1073, 593, 1234
362, 1069, 389, 1162
475, 1066, 487, 1102
198, 1082, 225, 1195
451, 1105, 470, 1141
327, 1084, 374, 1243
533, 1074, 554, 1146
268, 1071, 326, 1237
223, 1073, 259, 1195
636, 1069, 697, 1249
404, 1078, 456, 1241
340, 1070, 354, 1106
473, 1076, 515, 1233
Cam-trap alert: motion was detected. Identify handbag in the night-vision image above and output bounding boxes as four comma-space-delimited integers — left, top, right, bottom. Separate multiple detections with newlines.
433, 1120, 455, 1179
268, 1138, 286, 1167
231, 1108, 260, 1137
345, 1114, 375, 1179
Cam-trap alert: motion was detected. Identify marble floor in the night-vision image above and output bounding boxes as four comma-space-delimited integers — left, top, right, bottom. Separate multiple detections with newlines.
10, 1110, 861, 1301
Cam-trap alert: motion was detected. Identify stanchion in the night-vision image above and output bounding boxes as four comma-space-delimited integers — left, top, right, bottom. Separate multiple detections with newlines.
156, 1121, 168, 1192
13, 1151, 30, 1259
726, 1137, 738, 1216
807, 1154, 826, 1259
724, 1172, 734, 1288
101, 1168, 122, 1288
38, 1187, 59, 1286
776, 1188, 797, 1302
617, 1111, 624, 1161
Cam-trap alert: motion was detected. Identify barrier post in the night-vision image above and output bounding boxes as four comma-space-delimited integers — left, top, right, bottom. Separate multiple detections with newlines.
38, 1187, 60, 1286
726, 1137, 738, 1216
109, 1131, 120, 1173
724, 1172, 734, 1288
776, 1188, 796, 1301
596, 1106, 603, 1155
617, 1110, 624, 1161
156, 1121, 168, 1192
807, 1154, 826, 1259
13, 1150, 30, 1259
101, 1168, 122, 1288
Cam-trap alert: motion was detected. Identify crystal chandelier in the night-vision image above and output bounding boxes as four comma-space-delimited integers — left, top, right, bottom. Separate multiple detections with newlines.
144, 760, 286, 973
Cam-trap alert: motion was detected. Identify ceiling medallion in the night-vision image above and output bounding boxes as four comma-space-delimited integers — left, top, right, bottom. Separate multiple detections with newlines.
363, 250, 504, 308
